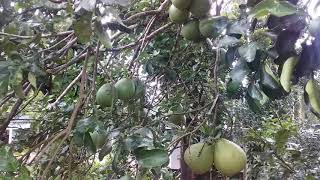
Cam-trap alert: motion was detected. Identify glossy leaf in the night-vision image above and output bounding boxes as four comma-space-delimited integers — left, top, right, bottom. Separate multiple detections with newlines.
238, 42, 258, 63
135, 149, 169, 168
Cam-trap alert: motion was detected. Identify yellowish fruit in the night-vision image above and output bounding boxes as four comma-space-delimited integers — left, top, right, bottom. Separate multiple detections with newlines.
96, 83, 116, 107
169, 5, 189, 24
305, 79, 320, 114
190, 0, 211, 18
168, 104, 185, 125
115, 78, 135, 100
184, 143, 214, 174
172, 0, 192, 10
280, 56, 298, 92
213, 138, 247, 177
199, 16, 228, 38
181, 20, 201, 41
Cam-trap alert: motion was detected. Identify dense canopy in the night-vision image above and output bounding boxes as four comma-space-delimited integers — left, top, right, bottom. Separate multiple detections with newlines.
0, 0, 320, 179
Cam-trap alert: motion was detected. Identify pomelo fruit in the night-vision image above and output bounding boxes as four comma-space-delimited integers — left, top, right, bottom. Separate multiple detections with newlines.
184, 143, 214, 174
115, 78, 135, 100
168, 104, 185, 125
199, 16, 228, 38
181, 20, 201, 41
190, 0, 211, 18
213, 138, 247, 177
305, 79, 320, 115
96, 83, 116, 107
172, 0, 192, 10
168, 4, 189, 24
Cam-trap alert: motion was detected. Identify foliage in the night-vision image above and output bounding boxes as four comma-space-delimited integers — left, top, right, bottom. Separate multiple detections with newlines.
0, 0, 319, 179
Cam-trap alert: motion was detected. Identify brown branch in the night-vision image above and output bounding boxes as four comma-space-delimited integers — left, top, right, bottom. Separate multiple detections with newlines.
47, 72, 82, 109
123, 0, 170, 24
0, 84, 32, 134
0, 30, 73, 39
109, 22, 174, 52
48, 47, 89, 74
41, 49, 90, 179
39, 32, 74, 53
166, 96, 219, 150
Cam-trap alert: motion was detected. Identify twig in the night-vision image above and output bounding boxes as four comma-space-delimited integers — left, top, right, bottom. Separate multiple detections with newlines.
41, 49, 90, 179
92, 42, 101, 117
48, 47, 89, 74
39, 33, 74, 53
0, 30, 73, 39
0, 84, 32, 134
109, 22, 174, 51
166, 96, 219, 150
123, 0, 170, 24
47, 72, 82, 109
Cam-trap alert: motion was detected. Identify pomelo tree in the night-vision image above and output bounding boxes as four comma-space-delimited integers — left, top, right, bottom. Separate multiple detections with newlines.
0, 0, 320, 179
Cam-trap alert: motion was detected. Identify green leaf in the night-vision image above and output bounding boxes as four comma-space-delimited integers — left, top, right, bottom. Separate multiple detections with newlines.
135, 149, 169, 168
28, 72, 37, 89
246, 83, 269, 113
227, 60, 250, 96
99, 141, 112, 161
73, 12, 93, 44
250, 0, 276, 18
238, 42, 258, 62
275, 129, 290, 152
0, 146, 19, 172
84, 131, 96, 153
94, 19, 112, 48
269, 1, 297, 17
250, 0, 297, 19
218, 35, 241, 47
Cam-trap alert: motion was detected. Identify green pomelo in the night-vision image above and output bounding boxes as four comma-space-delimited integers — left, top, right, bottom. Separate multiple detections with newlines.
305, 80, 320, 114
199, 16, 228, 38
90, 131, 106, 149
213, 138, 247, 177
172, 0, 192, 10
168, 104, 185, 125
115, 78, 135, 100
190, 0, 211, 18
181, 20, 201, 41
96, 83, 116, 107
280, 56, 298, 92
169, 5, 189, 24
184, 143, 214, 174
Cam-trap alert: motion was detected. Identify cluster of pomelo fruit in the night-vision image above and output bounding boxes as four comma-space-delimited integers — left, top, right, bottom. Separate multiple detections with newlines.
184, 138, 247, 176
96, 78, 143, 108
169, 0, 227, 41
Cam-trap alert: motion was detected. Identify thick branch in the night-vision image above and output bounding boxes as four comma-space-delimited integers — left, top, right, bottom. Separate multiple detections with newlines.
0, 84, 32, 134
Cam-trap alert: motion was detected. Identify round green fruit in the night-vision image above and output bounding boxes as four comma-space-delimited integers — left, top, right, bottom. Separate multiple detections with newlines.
172, 0, 192, 10
184, 143, 214, 174
169, 4, 189, 24
181, 20, 201, 41
90, 131, 106, 149
168, 104, 185, 125
199, 16, 228, 38
213, 138, 247, 177
190, 0, 211, 18
115, 78, 135, 100
96, 83, 116, 107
